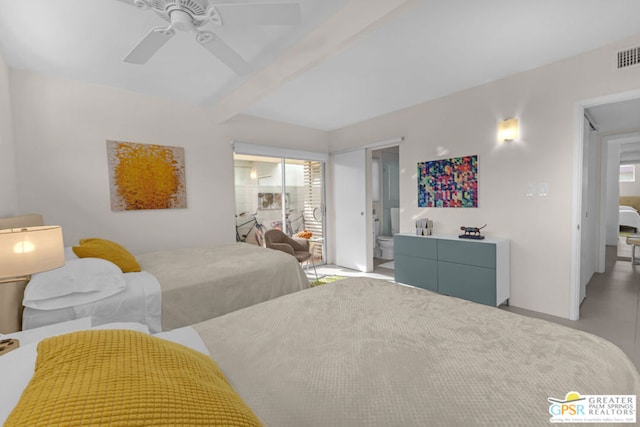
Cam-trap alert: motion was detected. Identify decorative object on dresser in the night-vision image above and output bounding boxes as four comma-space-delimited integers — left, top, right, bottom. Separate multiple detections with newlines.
394, 233, 509, 306
459, 224, 486, 240
415, 217, 433, 236
0, 224, 65, 333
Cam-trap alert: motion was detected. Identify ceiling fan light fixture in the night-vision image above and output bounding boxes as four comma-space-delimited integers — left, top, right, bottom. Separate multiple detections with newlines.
170, 9, 195, 31
119, 0, 301, 73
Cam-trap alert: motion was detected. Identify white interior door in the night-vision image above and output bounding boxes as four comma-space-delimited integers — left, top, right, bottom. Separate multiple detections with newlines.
580, 117, 598, 303
333, 149, 371, 272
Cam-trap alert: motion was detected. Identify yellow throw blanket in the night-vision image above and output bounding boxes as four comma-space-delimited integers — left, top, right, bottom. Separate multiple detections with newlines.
6, 329, 262, 426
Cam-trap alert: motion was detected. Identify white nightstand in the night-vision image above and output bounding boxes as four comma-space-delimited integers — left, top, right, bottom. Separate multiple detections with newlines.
1, 317, 92, 346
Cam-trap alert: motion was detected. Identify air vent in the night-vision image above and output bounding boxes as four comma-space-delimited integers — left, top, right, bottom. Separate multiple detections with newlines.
617, 46, 640, 69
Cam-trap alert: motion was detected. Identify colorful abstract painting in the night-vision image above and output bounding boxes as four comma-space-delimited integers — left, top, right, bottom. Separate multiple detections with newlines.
418, 155, 478, 208
107, 140, 186, 211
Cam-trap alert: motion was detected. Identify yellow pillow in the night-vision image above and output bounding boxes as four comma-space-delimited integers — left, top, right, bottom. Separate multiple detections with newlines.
5, 330, 262, 427
73, 238, 141, 272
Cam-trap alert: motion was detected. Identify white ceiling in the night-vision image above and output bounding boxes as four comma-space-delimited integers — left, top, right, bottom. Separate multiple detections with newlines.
588, 98, 640, 164
587, 98, 640, 134
0, 0, 639, 131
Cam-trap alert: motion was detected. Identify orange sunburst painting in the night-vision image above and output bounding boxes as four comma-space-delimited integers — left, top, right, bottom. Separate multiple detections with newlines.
106, 140, 187, 211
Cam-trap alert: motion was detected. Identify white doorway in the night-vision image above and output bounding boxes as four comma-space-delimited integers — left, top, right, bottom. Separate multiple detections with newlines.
333, 149, 371, 271
371, 146, 400, 269
332, 138, 403, 272
579, 114, 597, 304
571, 90, 640, 320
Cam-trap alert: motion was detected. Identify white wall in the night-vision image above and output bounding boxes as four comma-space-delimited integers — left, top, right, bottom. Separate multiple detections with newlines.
9, 70, 328, 253
0, 51, 18, 217
328, 33, 640, 319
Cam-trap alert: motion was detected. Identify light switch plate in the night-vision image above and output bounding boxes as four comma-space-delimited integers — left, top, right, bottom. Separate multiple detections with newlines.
526, 183, 535, 197
539, 182, 549, 196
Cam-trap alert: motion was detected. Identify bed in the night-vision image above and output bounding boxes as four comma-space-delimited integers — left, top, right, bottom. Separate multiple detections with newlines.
2, 214, 309, 333
3, 278, 639, 426
620, 205, 640, 231
136, 243, 309, 330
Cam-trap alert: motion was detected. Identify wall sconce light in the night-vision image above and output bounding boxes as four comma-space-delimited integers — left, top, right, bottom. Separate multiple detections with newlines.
250, 167, 257, 180
498, 118, 519, 142
0, 226, 65, 283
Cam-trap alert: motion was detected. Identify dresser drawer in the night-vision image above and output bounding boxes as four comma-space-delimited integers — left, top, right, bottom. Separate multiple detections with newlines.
394, 255, 438, 292
437, 261, 496, 306
437, 239, 495, 268
394, 235, 437, 259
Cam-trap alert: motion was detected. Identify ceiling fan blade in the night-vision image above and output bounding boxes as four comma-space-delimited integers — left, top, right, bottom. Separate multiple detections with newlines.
198, 33, 251, 75
114, 0, 150, 8
118, 0, 142, 9
215, 2, 301, 26
123, 28, 174, 64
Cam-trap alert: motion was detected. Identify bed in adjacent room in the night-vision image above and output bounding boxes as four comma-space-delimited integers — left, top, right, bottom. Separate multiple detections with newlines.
2, 278, 638, 426
1, 214, 309, 333
619, 205, 640, 231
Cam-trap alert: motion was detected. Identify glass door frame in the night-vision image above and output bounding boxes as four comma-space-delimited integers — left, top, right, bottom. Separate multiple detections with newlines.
232, 146, 327, 265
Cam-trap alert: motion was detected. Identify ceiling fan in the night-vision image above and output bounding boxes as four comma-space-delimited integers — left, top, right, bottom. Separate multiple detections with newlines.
116, 0, 301, 74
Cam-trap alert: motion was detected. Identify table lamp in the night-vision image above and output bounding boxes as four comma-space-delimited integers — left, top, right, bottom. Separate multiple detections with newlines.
0, 226, 64, 333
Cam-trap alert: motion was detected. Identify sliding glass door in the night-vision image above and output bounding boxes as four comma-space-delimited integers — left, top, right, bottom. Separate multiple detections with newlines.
233, 154, 325, 264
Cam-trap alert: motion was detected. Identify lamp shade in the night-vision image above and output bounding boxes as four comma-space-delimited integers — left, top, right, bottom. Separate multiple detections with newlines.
0, 226, 65, 278
498, 118, 519, 142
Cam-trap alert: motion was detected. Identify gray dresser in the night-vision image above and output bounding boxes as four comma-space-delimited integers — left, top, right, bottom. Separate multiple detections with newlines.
394, 233, 510, 306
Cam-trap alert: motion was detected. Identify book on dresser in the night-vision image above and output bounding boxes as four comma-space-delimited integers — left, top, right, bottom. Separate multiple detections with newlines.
394, 233, 510, 307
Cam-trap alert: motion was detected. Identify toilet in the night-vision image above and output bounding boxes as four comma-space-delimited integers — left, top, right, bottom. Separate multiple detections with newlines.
373, 215, 381, 258
377, 207, 399, 260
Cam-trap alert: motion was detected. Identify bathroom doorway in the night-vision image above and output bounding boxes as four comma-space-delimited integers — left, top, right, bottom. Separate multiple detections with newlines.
371, 146, 399, 270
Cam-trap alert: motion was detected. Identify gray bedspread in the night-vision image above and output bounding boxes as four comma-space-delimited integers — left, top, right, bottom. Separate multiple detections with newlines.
138, 243, 309, 330
194, 277, 640, 426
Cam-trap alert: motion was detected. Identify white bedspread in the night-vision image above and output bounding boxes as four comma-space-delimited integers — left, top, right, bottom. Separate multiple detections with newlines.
138, 242, 309, 330
22, 272, 162, 333
194, 277, 640, 426
6, 280, 639, 426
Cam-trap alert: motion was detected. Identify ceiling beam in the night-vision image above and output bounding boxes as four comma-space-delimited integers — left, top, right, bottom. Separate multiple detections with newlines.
208, 0, 418, 124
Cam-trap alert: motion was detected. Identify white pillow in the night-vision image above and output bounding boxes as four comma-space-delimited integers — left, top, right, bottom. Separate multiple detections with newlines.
24, 258, 126, 310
